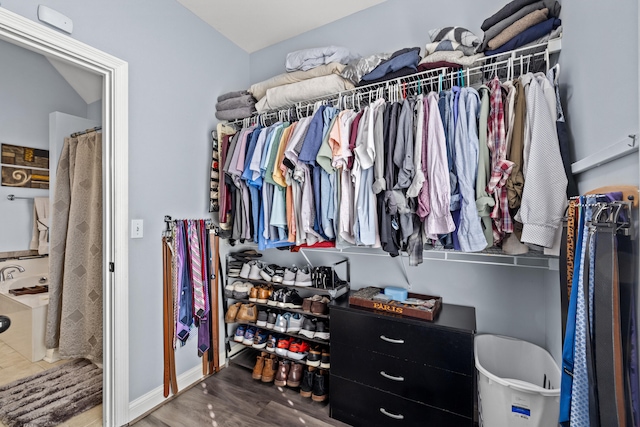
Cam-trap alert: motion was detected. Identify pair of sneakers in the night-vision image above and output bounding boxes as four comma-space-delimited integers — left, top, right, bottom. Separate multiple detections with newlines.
234, 325, 270, 349
281, 266, 312, 287
272, 312, 304, 334
299, 317, 330, 340
275, 336, 309, 360
225, 281, 253, 300
266, 288, 303, 309
306, 346, 330, 369
238, 261, 285, 283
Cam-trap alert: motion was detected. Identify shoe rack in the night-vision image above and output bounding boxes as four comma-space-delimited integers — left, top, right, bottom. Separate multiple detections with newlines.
221, 252, 350, 383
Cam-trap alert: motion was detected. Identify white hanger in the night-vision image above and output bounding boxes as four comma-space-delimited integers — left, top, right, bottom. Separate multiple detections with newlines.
544, 49, 550, 73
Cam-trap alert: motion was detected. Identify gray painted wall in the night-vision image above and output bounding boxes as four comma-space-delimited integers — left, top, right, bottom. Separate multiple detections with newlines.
1, 0, 250, 402
560, 0, 639, 192
0, 39, 88, 253
86, 100, 102, 123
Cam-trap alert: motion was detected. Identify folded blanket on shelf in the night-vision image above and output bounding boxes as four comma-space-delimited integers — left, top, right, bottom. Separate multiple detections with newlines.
285, 46, 351, 72
425, 41, 476, 57
487, 8, 549, 50
479, 0, 560, 51
491, 25, 562, 61
215, 106, 255, 121
356, 67, 416, 86
428, 26, 480, 48
217, 90, 249, 103
255, 74, 354, 113
420, 51, 484, 67
481, 0, 540, 31
485, 17, 561, 56
417, 61, 463, 72
249, 63, 346, 100
341, 53, 391, 85
216, 94, 256, 111
360, 47, 421, 82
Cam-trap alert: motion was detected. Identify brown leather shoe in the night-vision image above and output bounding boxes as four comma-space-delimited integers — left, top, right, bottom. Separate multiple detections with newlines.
302, 297, 312, 313
257, 285, 273, 304
249, 286, 259, 302
261, 354, 278, 383
310, 296, 330, 315
274, 360, 291, 387
236, 303, 258, 323
287, 362, 304, 388
252, 352, 266, 380
224, 302, 242, 323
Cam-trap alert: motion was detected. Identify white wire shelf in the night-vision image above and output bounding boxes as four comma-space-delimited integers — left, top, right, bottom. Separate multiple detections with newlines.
229, 37, 562, 126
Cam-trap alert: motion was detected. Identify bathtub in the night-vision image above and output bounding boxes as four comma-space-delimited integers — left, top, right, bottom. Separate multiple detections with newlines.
0, 274, 49, 362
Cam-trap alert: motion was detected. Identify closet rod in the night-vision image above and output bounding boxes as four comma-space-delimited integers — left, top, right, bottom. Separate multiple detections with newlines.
238, 50, 549, 127
70, 126, 102, 138
571, 134, 638, 175
230, 39, 559, 126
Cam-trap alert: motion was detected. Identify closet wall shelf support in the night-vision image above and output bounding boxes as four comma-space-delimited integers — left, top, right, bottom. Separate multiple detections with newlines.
301, 247, 559, 271
571, 134, 639, 175
424, 250, 558, 271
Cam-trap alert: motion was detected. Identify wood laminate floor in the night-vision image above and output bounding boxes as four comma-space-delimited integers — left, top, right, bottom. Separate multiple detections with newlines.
134, 364, 350, 427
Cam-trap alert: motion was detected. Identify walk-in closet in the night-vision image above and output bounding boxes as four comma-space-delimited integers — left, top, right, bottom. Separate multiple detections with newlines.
0, 0, 637, 426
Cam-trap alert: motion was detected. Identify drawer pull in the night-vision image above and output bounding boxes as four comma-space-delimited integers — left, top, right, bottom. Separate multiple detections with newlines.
380, 408, 404, 420
380, 335, 405, 344
380, 371, 404, 382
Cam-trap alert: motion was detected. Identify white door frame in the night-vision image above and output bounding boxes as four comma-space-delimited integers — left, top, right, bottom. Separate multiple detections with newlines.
0, 7, 129, 426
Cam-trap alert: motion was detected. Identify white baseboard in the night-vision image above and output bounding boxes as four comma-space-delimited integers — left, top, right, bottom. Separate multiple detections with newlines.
128, 365, 204, 422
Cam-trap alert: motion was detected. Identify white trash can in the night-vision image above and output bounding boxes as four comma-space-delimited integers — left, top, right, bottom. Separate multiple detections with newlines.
475, 334, 561, 427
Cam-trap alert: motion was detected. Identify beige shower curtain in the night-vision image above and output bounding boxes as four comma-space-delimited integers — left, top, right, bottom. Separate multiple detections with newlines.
46, 131, 103, 362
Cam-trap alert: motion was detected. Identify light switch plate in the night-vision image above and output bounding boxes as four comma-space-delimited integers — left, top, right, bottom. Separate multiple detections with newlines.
131, 219, 143, 239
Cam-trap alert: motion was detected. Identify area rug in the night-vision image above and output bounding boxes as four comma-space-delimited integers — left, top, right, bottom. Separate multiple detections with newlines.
0, 358, 102, 427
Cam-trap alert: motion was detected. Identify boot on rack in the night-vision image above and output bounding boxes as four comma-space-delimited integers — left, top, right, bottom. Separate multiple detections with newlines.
252, 352, 266, 380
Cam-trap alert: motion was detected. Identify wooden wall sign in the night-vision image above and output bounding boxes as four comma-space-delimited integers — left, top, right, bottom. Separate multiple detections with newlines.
1, 144, 50, 189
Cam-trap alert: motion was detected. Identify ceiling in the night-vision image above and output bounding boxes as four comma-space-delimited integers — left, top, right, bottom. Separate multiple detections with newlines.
47, 57, 102, 105
176, 0, 388, 53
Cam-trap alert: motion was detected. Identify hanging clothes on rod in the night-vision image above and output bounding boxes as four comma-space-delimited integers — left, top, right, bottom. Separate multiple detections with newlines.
214, 55, 573, 261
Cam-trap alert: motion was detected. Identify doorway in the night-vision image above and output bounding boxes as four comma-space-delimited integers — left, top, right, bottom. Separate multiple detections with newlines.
0, 7, 129, 426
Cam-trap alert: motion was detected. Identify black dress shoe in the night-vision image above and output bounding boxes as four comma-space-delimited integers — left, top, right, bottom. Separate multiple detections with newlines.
0, 315, 10, 334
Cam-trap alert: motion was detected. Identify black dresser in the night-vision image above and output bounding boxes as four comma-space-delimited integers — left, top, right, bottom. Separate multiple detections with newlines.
330, 295, 476, 427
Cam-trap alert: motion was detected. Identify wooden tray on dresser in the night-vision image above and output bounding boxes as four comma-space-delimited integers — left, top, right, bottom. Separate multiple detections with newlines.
349, 287, 442, 321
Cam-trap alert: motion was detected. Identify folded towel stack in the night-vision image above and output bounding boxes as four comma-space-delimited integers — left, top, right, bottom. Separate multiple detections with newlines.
479, 0, 562, 55
418, 26, 484, 72
215, 90, 257, 121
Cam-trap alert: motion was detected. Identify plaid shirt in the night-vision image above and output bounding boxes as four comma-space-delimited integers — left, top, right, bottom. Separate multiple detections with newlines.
486, 77, 514, 243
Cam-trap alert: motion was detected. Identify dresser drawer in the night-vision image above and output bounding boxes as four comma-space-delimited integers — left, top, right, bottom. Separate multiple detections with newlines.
330, 375, 473, 427
331, 308, 474, 374
332, 344, 474, 417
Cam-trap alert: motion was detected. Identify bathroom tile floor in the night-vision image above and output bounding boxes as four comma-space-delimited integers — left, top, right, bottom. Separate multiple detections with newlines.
0, 341, 103, 427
